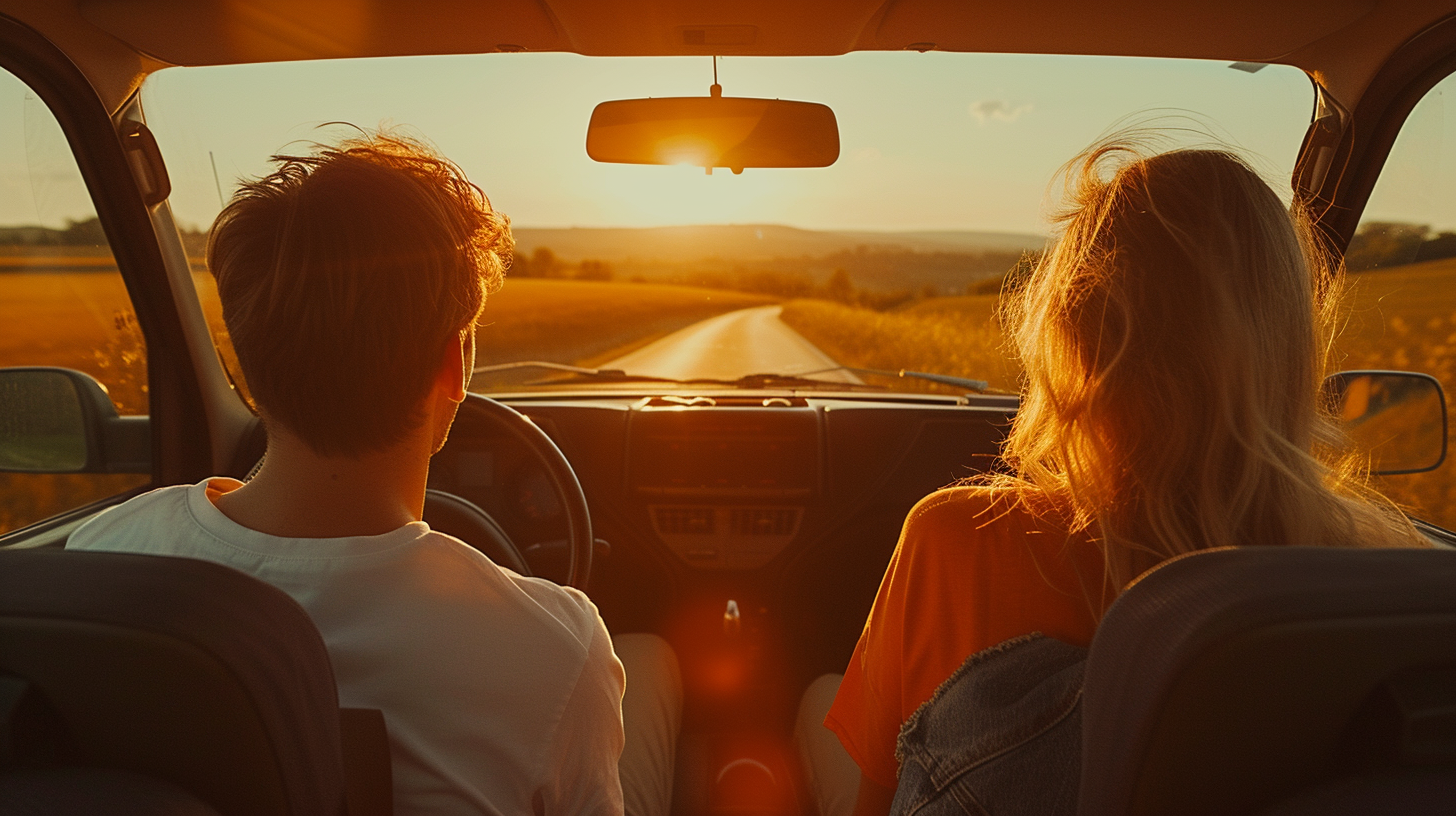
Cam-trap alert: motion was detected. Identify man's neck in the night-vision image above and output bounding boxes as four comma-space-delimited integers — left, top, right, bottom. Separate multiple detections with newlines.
212, 428, 431, 539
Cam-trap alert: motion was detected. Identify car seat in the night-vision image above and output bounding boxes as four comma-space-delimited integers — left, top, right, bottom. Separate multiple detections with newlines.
1078, 545, 1456, 816
0, 548, 392, 815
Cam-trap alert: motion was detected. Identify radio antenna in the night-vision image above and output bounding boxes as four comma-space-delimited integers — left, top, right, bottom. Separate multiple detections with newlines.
209, 151, 225, 209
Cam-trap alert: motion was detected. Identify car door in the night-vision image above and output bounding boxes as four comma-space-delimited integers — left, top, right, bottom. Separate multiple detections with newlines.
1311, 13, 1456, 534
0, 13, 212, 545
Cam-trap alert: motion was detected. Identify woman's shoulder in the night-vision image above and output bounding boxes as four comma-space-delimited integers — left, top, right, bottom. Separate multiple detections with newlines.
906, 483, 1059, 534
898, 483, 1082, 573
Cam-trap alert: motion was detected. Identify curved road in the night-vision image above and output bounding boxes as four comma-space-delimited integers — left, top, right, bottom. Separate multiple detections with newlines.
602, 304, 863, 384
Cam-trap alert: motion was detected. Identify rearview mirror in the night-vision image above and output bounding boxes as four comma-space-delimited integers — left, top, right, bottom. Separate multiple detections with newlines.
586, 94, 839, 171
1323, 370, 1447, 475
0, 367, 149, 474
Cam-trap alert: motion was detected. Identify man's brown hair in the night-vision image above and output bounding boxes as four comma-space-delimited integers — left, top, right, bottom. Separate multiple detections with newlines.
208, 133, 510, 456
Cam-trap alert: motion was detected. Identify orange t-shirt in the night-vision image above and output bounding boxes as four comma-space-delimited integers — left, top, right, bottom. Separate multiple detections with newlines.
825, 486, 1110, 787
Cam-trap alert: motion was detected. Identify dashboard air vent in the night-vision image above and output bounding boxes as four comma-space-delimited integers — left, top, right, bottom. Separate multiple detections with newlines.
729, 507, 800, 537
654, 507, 715, 535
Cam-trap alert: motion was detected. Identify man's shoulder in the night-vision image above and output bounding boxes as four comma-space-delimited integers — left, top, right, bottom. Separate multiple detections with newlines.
406, 532, 604, 652
67, 482, 198, 552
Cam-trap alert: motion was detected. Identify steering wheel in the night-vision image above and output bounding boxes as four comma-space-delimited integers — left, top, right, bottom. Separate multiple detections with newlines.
422, 395, 594, 589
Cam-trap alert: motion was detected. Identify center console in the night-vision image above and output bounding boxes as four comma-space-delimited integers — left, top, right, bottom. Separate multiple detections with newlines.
628, 397, 819, 570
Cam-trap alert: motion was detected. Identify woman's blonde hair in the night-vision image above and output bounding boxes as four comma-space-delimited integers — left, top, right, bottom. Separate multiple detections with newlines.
996, 138, 1422, 595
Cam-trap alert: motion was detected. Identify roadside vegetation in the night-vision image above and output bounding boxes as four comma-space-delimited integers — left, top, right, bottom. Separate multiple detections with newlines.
780, 296, 1020, 394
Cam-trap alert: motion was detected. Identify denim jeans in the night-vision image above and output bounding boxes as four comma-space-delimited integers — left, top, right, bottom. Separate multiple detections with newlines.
891, 634, 1087, 816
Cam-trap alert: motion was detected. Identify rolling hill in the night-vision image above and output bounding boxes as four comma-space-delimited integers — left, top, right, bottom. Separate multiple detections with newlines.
511, 224, 1047, 263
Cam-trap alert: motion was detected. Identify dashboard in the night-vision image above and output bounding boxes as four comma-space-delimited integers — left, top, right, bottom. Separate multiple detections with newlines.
426, 389, 1017, 682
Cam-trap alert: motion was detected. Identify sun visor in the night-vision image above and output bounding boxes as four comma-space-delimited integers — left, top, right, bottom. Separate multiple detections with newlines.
78, 0, 564, 65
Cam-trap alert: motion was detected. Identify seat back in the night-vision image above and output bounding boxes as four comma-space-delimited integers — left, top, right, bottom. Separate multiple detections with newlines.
0, 549, 349, 816
1077, 546, 1456, 816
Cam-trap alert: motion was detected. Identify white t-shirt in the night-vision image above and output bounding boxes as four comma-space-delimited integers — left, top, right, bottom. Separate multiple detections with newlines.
67, 479, 625, 816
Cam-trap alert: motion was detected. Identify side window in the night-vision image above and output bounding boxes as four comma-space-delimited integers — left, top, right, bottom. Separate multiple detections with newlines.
1341, 71, 1456, 529
0, 67, 149, 534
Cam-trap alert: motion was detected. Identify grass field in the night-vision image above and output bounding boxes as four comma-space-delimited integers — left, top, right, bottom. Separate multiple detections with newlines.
780, 294, 1019, 393
0, 272, 148, 413
1, 270, 773, 532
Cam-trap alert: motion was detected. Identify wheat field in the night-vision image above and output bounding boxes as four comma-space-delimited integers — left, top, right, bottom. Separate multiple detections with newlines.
779, 295, 1020, 394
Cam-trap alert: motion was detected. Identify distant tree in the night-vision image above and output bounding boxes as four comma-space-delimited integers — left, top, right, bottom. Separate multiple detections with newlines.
970, 251, 1040, 296
969, 276, 1002, 296
920, 283, 939, 300
61, 217, 108, 246
577, 259, 614, 281
0, 226, 58, 245
1345, 222, 1429, 271
1416, 231, 1456, 264
532, 247, 563, 278
177, 225, 209, 259
825, 268, 855, 303
860, 288, 915, 310
699, 269, 817, 298
507, 248, 531, 277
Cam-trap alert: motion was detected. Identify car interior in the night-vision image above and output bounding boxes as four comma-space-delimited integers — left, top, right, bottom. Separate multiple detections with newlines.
4, 1, 1456, 815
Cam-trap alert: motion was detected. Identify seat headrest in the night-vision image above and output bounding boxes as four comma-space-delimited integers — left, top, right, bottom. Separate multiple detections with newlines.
1079, 546, 1456, 816
0, 549, 347, 816
0, 767, 225, 816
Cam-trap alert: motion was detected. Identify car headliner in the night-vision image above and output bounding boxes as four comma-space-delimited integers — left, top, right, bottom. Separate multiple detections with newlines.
2, 1, 1456, 119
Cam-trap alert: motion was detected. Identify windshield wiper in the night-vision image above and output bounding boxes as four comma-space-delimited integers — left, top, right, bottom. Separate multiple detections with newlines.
796, 366, 991, 393
473, 361, 984, 392
472, 361, 680, 384
705, 372, 882, 390
474, 361, 885, 390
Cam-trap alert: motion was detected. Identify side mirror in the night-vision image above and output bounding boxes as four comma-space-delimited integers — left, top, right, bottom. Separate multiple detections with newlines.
1323, 370, 1447, 475
0, 367, 149, 474
586, 94, 840, 171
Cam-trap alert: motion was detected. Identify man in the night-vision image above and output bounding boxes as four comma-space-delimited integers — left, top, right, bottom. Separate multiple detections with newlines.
68, 133, 678, 816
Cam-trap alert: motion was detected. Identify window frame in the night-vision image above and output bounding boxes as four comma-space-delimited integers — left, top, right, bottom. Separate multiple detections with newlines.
0, 12, 213, 542
1313, 12, 1456, 253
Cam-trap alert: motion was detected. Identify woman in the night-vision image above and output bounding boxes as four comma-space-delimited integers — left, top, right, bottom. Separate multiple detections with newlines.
796, 140, 1426, 816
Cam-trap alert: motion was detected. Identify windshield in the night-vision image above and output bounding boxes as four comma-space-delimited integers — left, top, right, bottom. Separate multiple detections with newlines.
138, 52, 1314, 395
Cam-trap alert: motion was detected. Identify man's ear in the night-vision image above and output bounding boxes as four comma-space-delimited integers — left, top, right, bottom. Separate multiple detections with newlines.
436, 330, 470, 404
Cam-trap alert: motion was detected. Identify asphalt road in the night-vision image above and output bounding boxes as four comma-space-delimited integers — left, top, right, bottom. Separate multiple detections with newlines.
602, 304, 863, 383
